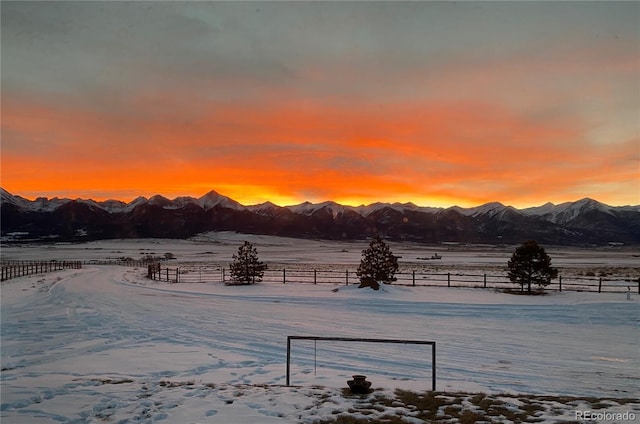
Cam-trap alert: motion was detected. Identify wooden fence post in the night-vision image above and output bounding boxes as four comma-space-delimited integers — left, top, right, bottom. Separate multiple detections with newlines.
483, 274, 487, 288
314, 269, 317, 285
346, 270, 349, 286
412, 270, 416, 287
559, 275, 562, 292
283, 268, 286, 284
598, 278, 602, 293
447, 273, 450, 288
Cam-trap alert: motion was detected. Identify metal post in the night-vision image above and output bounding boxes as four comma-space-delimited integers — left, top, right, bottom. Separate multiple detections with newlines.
483, 274, 487, 289
447, 273, 450, 288
412, 270, 415, 286
314, 269, 317, 284
432, 342, 436, 391
286, 337, 291, 386
346, 270, 349, 285
283, 268, 286, 284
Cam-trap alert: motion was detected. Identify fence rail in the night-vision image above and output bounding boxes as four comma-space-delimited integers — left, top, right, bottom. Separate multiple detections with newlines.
146, 264, 640, 294
83, 259, 152, 267
0, 260, 82, 282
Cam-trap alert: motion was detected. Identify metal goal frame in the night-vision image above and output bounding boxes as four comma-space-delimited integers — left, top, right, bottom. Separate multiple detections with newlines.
286, 336, 436, 391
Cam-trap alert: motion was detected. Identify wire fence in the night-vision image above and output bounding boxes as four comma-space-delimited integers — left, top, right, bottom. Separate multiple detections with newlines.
147, 263, 640, 294
0, 260, 83, 282
3, 258, 635, 294
0, 259, 152, 282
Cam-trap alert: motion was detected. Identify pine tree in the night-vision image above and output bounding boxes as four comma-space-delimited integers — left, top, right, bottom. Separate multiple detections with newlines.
507, 240, 557, 293
229, 241, 266, 285
356, 235, 399, 290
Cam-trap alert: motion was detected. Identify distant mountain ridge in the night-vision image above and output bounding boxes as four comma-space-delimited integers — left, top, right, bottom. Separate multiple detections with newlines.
1, 187, 639, 245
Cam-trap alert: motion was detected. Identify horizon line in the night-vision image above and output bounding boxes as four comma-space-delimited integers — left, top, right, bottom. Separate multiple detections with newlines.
2, 186, 637, 210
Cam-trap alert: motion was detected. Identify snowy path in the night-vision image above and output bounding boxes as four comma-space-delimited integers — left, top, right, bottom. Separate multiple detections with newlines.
1, 264, 638, 423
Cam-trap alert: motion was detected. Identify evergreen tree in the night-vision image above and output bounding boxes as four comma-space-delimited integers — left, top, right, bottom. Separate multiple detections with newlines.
507, 240, 557, 293
356, 235, 399, 290
229, 241, 266, 285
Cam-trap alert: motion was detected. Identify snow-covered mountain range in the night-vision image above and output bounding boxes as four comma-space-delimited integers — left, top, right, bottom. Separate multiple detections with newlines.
2, 188, 639, 245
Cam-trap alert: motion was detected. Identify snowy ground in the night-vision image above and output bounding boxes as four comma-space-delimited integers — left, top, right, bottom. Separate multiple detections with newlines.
1, 236, 639, 423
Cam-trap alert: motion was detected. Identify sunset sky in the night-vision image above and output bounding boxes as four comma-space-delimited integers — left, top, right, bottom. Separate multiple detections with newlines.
2, 1, 638, 208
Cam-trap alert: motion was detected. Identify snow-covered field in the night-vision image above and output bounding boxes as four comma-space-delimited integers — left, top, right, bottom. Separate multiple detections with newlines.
1, 235, 639, 423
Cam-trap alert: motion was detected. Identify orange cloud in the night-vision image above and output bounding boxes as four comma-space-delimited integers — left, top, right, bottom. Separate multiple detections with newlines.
2, 86, 638, 207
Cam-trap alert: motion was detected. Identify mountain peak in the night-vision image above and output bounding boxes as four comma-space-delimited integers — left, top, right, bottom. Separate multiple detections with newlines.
289, 200, 349, 216
522, 197, 614, 224
252, 200, 279, 209
198, 190, 244, 211
199, 189, 222, 199
247, 201, 284, 216
148, 195, 172, 206
457, 202, 509, 218
574, 197, 604, 208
